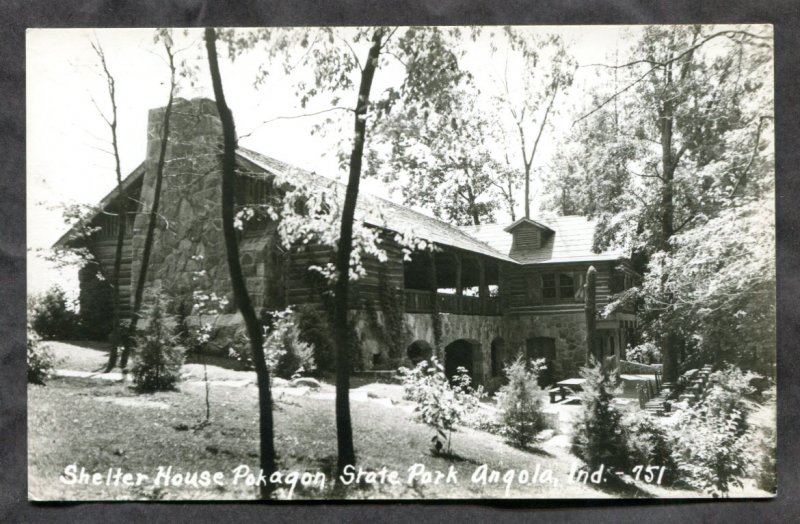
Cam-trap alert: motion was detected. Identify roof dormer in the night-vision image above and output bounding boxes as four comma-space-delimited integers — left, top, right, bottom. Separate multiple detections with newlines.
504, 217, 554, 258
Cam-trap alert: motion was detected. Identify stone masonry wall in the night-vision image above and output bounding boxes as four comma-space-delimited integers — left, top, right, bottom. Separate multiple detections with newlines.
130, 98, 234, 312
352, 309, 588, 386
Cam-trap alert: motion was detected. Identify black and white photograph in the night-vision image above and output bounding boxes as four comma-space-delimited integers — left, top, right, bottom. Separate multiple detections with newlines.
26, 25, 776, 501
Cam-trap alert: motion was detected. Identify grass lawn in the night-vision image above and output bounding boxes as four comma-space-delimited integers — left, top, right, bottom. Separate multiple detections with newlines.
28, 342, 742, 501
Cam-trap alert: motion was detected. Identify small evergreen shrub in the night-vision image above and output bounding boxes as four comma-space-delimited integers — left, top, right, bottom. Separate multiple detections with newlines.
622, 411, 678, 485
671, 365, 759, 497
496, 356, 549, 448
131, 296, 185, 392
30, 286, 80, 340
399, 357, 484, 455
27, 322, 55, 385
570, 364, 629, 472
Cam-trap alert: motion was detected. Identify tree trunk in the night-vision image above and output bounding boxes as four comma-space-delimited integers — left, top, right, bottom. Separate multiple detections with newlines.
94, 41, 125, 373
205, 27, 276, 499
658, 59, 679, 385
333, 29, 384, 477
105, 208, 126, 372
585, 265, 597, 365
121, 41, 176, 369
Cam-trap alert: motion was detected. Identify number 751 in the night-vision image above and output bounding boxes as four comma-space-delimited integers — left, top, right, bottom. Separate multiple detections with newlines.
632, 465, 666, 484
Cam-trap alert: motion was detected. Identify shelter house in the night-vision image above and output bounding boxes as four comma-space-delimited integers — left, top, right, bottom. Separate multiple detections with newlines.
55, 98, 639, 386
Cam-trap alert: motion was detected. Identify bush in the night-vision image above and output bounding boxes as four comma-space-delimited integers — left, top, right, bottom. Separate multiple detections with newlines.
755, 427, 777, 494
626, 341, 661, 365
77, 262, 114, 340
30, 286, 80, 340
131, 296, 185, 392
496, 356, 549, 448
399, 357, 484, 455
230, 308, 317, 379
570, 364, 629, 472
671, 365, 759, 497
622, 411, 678, 485
27, 322, 55, 384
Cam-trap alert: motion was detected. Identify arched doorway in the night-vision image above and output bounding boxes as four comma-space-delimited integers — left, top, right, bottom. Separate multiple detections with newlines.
444, 339, 478, 381
490, 337, 506, 378
406, 340, 433, 366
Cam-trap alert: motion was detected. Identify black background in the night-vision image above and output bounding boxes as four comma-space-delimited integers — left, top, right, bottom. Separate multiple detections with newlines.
2, 1, 798, 522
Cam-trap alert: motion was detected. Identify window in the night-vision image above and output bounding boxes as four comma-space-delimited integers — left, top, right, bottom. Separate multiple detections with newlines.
559, 273, 574, 298
542, 273, 556, 298
540, 272, 574, 302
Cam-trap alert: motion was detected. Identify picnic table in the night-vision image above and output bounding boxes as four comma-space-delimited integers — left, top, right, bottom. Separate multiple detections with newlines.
549, 378, 586, 403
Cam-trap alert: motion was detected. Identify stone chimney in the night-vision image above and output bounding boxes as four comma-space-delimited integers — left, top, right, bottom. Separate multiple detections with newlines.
130, 97, 232, 305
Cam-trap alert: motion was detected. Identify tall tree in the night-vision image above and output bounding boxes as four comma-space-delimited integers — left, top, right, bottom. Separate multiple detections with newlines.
90, 40, 128, 373
331, 28, 385, 473
557, 25, 773, 381
224, 26, 470, 475
204, 27, 277, 499
496, 30, 575, 219
121, 31, 177, 368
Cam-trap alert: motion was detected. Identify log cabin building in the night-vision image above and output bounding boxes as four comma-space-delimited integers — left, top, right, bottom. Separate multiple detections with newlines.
55, 97, 638, 386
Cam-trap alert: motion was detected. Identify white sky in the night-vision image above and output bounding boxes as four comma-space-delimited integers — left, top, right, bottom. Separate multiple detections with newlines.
25, 25, 652, 298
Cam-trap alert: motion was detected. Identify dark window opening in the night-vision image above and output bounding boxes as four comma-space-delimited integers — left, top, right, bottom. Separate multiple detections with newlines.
559, 273, 574, 298
542, 273, 557, 299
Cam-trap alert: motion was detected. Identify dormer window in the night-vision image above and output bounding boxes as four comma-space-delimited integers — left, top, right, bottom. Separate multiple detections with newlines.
503, 217, 554, 259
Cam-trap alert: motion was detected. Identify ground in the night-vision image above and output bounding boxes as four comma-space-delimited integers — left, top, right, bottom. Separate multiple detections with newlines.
28, 341, 770, 501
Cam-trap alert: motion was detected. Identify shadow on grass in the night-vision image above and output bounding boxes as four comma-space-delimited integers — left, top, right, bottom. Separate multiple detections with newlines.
428, 450, 482, 465
588, 469, 655, 498
500, 438, 557, 457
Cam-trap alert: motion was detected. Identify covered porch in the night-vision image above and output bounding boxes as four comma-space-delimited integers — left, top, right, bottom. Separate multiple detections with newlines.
402, 248, 504, 316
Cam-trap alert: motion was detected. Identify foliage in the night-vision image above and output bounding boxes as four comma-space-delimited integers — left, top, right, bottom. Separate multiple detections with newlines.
544, 26, 774, 378
367, 84, 503, 226
30, 285, 81, 340
398, 357, 484, 455
625, 341, 662, 365
362, 269, 409, 367
621, 411, 678, 485
27, 322, 55, 385
77, 262, 115, 340
230, 308, 317, 379
295, 304, 337, 372
639, 199, 775, 375
754, 426, 777, 494
496, 356, 549, 448
671, 365, 759, 497
131, 296, 185, 392
570, 364, 629, 472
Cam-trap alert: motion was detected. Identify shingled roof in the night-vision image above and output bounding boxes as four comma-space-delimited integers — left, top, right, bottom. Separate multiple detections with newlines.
459, 217, 626, 264
238, 148, 516, 262
55, 146, 627, 266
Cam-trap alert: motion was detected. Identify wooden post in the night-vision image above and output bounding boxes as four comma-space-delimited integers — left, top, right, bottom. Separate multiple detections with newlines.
497, 263, 504, 311
585, 265, 597, 366
454, 253, 463, 296
478, 258, 487, 298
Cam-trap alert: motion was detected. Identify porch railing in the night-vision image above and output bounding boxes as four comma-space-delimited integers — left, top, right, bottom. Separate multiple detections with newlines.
404, 289, 501, 316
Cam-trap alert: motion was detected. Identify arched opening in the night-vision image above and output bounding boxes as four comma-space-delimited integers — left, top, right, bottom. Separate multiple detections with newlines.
490, 337, 506, 377
444, 339, 478, 381
406, 340, 433, 366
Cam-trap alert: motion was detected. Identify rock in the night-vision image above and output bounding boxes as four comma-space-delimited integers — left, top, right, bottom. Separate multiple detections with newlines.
272, 377, 289, 387
290, 377, 321, 389
536, 429, 555, 442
